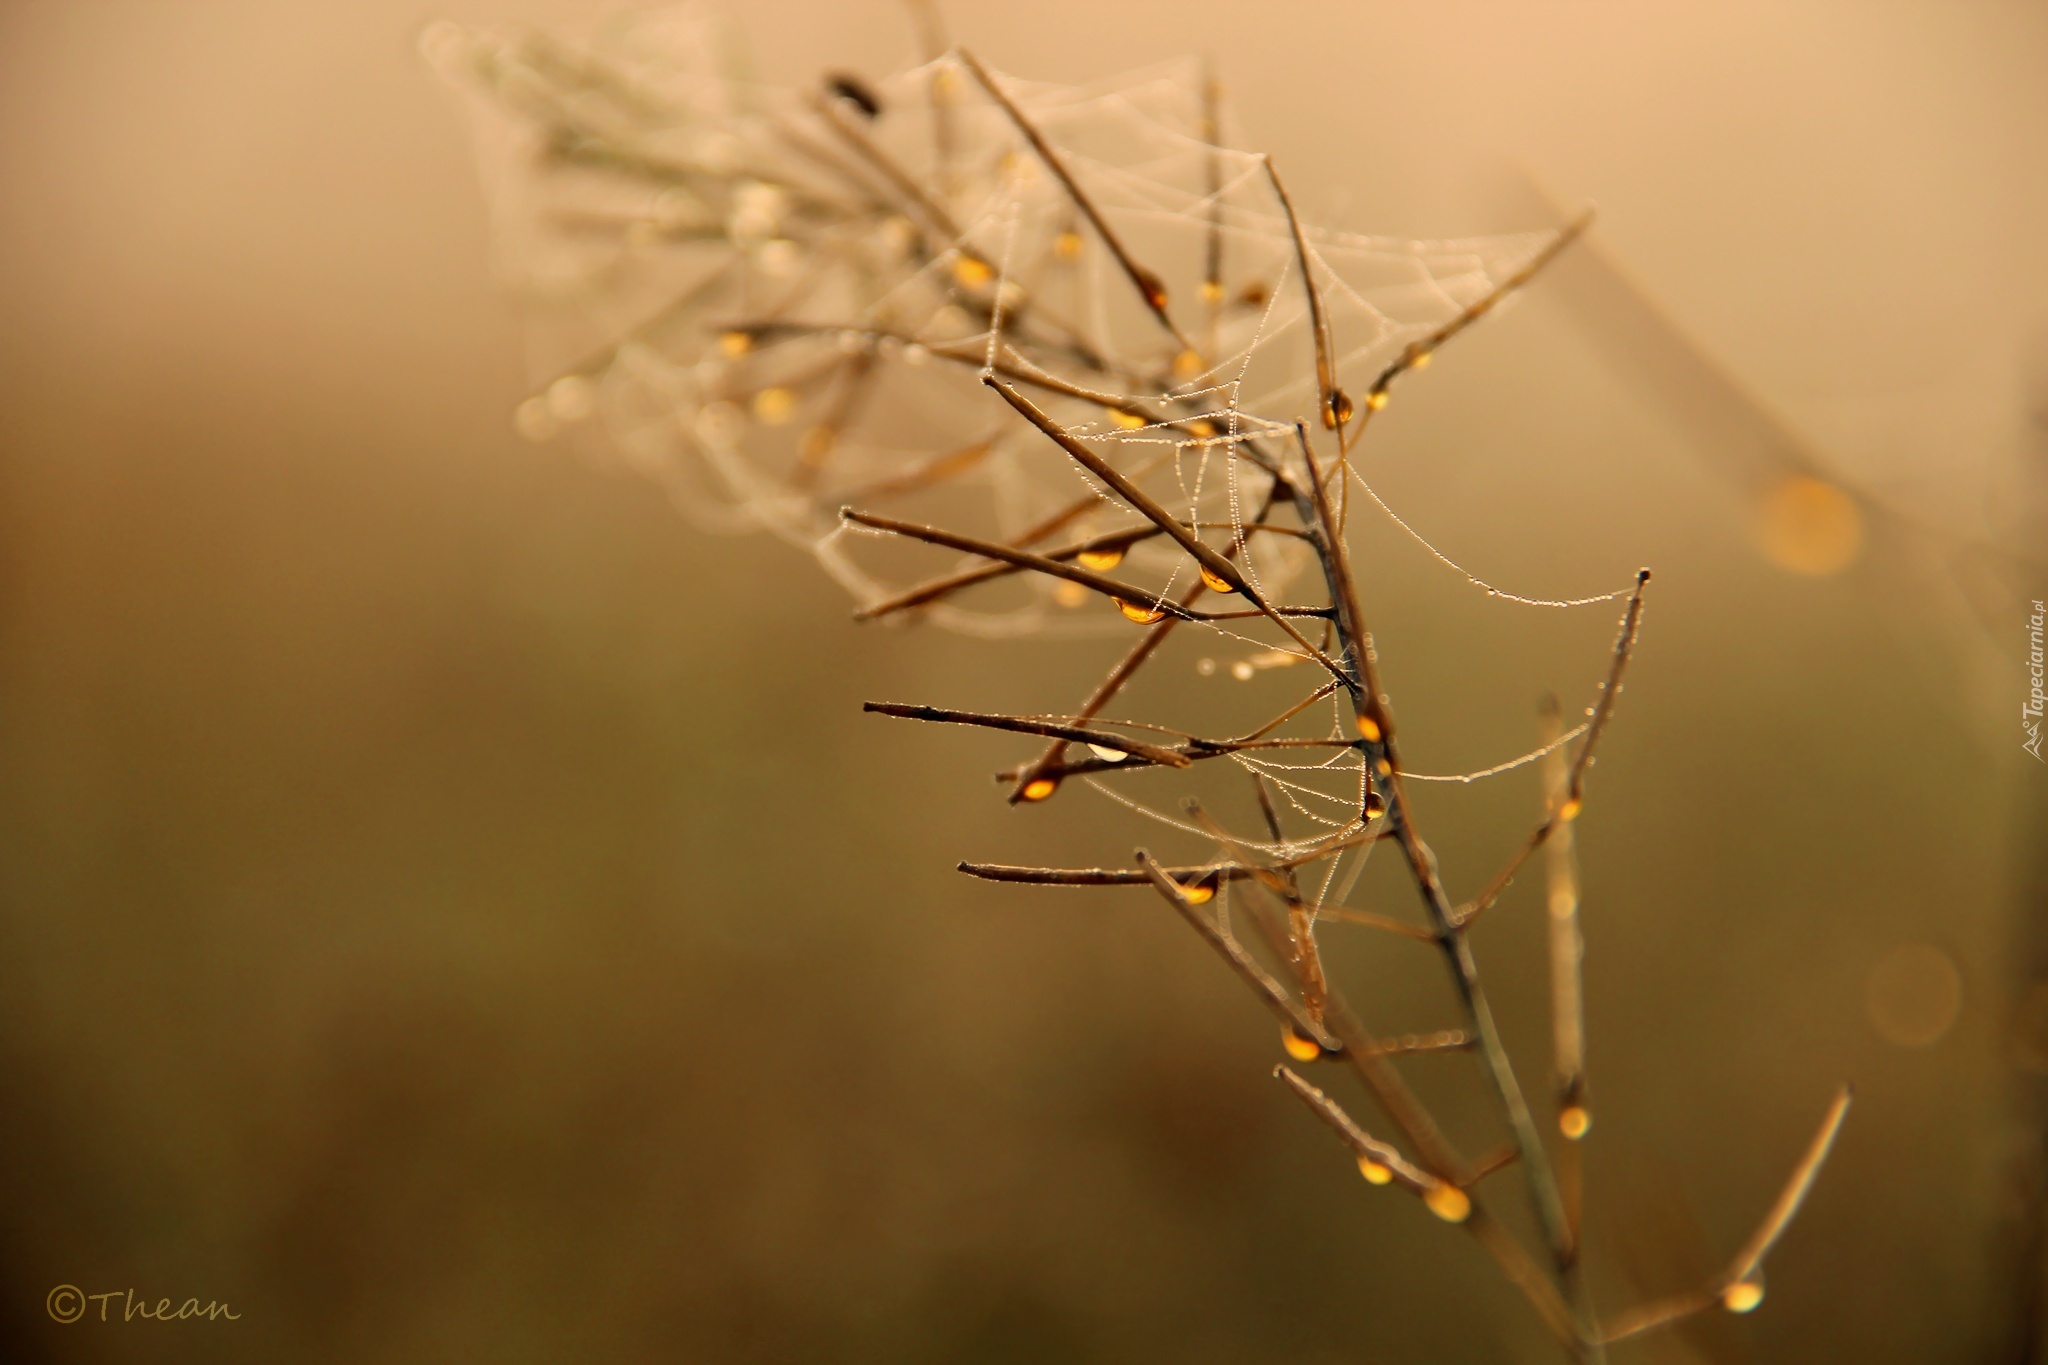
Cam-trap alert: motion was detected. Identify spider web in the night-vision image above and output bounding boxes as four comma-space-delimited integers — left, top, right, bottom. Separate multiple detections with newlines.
426, 10, 1563, 636
424, 7, 1636, 883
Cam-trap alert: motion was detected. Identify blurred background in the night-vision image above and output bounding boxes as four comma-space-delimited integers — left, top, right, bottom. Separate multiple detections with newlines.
0, 1, 2042, 1360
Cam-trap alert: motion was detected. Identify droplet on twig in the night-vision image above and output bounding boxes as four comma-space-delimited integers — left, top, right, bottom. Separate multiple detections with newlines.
1558, 1105, 1591, 1141
1281, 1025, 1322, 1062
1356, 1153, 1393, 1185
1721, 1281, 1764, 1314
1077, 546, 1125, 572
1114, 598, 1165, 624
1424, 1183, 1471, 1223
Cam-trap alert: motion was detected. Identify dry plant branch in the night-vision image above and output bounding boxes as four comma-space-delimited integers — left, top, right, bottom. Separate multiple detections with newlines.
434, 19, 1853, 1360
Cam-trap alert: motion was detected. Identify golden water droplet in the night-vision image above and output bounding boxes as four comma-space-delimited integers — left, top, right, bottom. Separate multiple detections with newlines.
1173, 349, 1204, 379
1721, 1281, 1764, 1314
1356, 1154, 1394, 1185
1199, 565, 1236, 593
1323, 389, 1354, 428
1282, 1025, 1322, 1062
1115, 598, 1165, 624
752, 387, 795, 425
1363, 790, 1387, 820
953, 255, 994, 288
1231, 661, 1254, 681
1410, 349, 1433, 370
1087, 743, 1131, 763
1424, 1183, 1471, 1224
1185, 419, 1217, 440
1757, 475, 1863, 576
1020, 776, 1058, 802
1108, 408, 1148, 430
1054, 580, 1089, 608
1076, 546, 1125, 572
1200, 280, 1225, 304
1557, 797, 1582, 822
1357, 716, 1382, 742
1177, 876, 1216, 906
800, 426, 835, 464
1055, 229, 1084, 260
1558, 1105, 1591, 1141
719, 330, 754, 358
1365, 390, 1389, 412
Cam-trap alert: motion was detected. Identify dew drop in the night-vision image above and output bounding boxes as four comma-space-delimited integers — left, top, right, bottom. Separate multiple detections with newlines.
1108, 408, 1148, 430
1177, 877, 1216, 906
1199, 280, 1225, 305
1087, 743, 1131, 763
1363, 790, 1387, 820
1721, 1282, 1764, 1314
1558, 1106, 1591, 1141
1557, 797, 1582, 822
1173, 349, 1204, 379
1324, 389, 1354, 427
1365, 391, 1389, 412
1115, 599, 1165, 625
1076, 547, 1125, 572
720, 330, 754, 358
1281, 1025, 1322, 1062
1424, 1183, 1471, 1224
1410, 349, 1433, 370
953, 255, 993, 288
1020, 776, 1059, 802
1199, 565, 1235, 593
1357, 716, 1382, 742
1356, 1154, 1394, 1185
1231, 661, 1254, 682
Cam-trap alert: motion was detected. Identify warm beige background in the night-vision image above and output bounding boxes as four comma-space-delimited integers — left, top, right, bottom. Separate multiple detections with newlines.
1, 2, 2042, 1361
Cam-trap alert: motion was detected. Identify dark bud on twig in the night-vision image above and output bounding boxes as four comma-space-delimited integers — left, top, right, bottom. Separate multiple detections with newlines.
826, 73, 883, 119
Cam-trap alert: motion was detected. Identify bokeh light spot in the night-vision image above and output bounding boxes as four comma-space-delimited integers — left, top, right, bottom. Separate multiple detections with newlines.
1865, 943, 1962, 1047
1756, 475, 1863, 575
